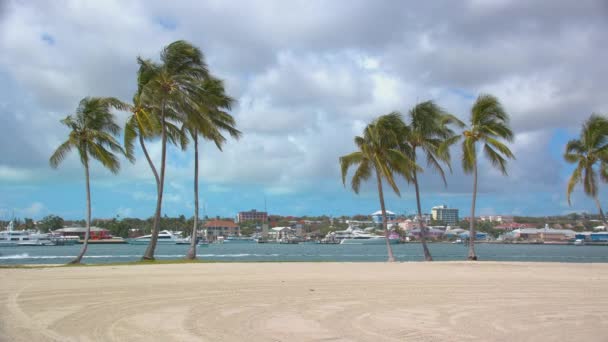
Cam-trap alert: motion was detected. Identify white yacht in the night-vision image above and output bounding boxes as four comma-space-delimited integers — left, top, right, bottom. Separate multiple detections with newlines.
0, 221, 55, 246
340, 231, 399, 245
128, 230, 189, 245
327, 226, 399, 245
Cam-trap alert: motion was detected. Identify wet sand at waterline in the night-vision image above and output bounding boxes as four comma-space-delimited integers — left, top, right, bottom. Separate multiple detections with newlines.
1, 262, 607, 341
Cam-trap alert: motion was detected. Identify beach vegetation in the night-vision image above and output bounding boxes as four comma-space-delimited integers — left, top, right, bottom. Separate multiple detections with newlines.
565, 114, 608, 226
400, 100, 463, 261
460, 94, 514, 260
49, 97, 127, 264
339, 113, 420, 262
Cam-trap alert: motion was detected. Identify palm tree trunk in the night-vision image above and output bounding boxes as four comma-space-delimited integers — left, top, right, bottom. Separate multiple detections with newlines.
139, 134, 159, 235
186, 133, 199, 260
468, 160, 478, 260
413, 168, 433, 261
143, 102, 167, 260
593, 195, 608, 228
375, 170, 395, 262
70, 162, 91, 264
139, 133, 160, 193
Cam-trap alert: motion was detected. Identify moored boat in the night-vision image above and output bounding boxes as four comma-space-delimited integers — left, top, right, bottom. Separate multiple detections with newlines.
127, 230, 188, 245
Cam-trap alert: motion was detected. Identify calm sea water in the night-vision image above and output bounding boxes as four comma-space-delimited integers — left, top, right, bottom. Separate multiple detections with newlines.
1, 243, 607, 265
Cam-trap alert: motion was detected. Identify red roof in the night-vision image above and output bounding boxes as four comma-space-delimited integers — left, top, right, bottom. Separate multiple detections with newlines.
204, 220, 238, 228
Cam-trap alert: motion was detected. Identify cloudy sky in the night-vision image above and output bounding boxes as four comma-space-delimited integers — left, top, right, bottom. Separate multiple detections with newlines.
1, 0, 607, 220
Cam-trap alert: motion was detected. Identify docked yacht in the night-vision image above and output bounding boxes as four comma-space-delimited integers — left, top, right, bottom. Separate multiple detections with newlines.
340, 231, 399, 245
0, 221, 55, 246
327, 226, 399, 245
128, 230, 189, 245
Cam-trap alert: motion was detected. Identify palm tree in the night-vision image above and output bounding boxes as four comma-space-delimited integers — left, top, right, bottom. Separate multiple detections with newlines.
565, 114, 608, 226
124, 58, 188, 234
340, 113, 419, 262
49, 97, 126, 264
461, 94, 514, 260
183, 77, 241, 260
401, 101, 462, 261
137, 41, 209, 260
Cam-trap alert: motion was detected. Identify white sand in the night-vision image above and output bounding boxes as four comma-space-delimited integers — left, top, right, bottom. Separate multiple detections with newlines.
1, 262, 607, 341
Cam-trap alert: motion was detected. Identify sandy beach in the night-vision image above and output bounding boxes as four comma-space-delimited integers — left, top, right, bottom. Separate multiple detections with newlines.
0, 262, 607, 341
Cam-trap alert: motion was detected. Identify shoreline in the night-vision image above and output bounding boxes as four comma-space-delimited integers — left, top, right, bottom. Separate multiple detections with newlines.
1, 262, 607, 341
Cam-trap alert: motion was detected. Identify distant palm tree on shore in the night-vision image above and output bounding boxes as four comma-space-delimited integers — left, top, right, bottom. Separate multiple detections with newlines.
340, 113, 419, 262
565, 114, 608, 227
401, 101, 462, 261
49, 97, 126, 264
461, 94, 514, 260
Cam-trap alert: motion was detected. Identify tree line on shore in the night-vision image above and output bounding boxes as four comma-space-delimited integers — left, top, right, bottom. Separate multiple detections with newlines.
45, 40, 607, 264
340, 98, 608, 261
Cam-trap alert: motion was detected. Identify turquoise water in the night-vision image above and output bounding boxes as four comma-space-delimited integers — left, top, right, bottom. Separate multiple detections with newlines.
1, 243, 607, 264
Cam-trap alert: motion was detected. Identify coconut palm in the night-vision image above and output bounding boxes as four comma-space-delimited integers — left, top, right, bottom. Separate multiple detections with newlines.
124, 58, 188, 226
49, 97, 127, 264
340, 113, 419, 262
565, 114, 608, 226
183, 77, 241, 260
401, 101, 462, 261
137, 41, 209, 260
461, 94, 514, 260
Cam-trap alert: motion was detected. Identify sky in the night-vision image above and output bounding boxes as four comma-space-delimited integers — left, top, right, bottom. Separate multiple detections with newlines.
1, 0, 607, 220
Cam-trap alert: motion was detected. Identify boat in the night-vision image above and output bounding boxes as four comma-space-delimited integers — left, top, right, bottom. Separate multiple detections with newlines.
324, 226, 399, 245
224, 236, 256, 243
0, 221, 56, 246
340, 233, 399, 245
452, 239, 463, 244
127, 230, 189, 245
573, 239, 585, 246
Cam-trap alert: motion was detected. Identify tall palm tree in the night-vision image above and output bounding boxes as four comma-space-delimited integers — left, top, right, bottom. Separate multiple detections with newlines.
340, 113, 419, 262
137, 41, 209, 260
49, 97, 127, 264
124, 58, 188, 233
401, 101, 462, 261
461, 94, 514, 260
183, 77, 241, 260
565, 114, 608, 226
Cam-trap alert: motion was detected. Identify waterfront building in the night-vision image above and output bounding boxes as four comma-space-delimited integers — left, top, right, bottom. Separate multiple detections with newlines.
495, 223, 537, 231
55, 227, 111, 240
205, 220, 240, 239
371, 210, 396, 224
505, 227, 576, 242
268, 227, 293, 240
431, 205, 459, 226
237, 209, 268, 223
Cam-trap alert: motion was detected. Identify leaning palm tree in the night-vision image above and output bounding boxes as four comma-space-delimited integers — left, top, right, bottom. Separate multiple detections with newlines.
340, 113, 419, 262
461, 94, 514, 260
183, 77, 241, 260
565, 114, 608, 226
49, 97, 127, 264
401, 101, 462, 261
124, 57, 188, 227
137, 41, 209, 260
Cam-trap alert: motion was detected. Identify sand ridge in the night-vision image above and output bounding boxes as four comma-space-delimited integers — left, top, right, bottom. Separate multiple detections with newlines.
0, 262, 607, 341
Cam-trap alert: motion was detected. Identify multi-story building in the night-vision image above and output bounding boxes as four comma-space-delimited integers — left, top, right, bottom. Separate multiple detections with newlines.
431, 205, 459, 226
237, 209, 268, 223
205, 220, 240, 239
